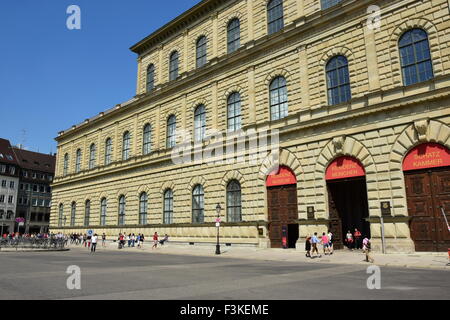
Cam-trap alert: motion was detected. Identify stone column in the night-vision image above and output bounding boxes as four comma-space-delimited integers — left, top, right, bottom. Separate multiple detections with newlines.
247, 66, 256, 125
363, 23, 381, 92
211, 81, 218, 129
246, 0, 254, 41
298, 45, 310, 109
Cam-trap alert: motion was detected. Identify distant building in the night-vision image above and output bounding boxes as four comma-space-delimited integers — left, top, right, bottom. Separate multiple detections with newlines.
0, 139, 20, 235
0, 138, 55, 234
13, 147, 56, 234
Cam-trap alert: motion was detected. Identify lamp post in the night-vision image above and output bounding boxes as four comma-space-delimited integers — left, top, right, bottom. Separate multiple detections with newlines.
215, 204, 222, 255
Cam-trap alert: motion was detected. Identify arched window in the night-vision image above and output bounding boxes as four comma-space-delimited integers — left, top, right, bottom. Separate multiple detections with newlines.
270, 76, 288, 121
194, 105, 206, 142
227, 18, 241, 54
399, 28, 434, 86
167, 115, 177, 148
75, 149, 81, 173
118, 196, 126, 226
105, 138, 112, 165
196, 36, 207, 68
122, 131, 131, 161
70, 202, 76, 227
321, 0, 342, 10
146, 64, 155, 92
100, 198, 107, 226
58, 204, 64, 227
192, 185, 204, 224
163, 189, 173, 224
84, 200, 90, 227
267, 0, 284, 35
143, 124, 152, 155
326, 55, 351, 105
89, 144, 96, 169
169, 51, 179, 81
227, 180, 242, 222
139, 193, 148, 225
227, 92, 242, 132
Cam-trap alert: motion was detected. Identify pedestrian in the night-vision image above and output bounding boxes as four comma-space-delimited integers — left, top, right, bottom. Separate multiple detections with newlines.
363, 238, 374, 263
140, 234, 145, 248
136, 234, 141, 248
102, 233, 106, 247
345, 230, 354, 250
311, 232, 321, 258
127, 234, 131, 247
321, 232, 331, 255
354, 228, 362, 250
152, 232, 158, 249
305, 235, 312, 258
91, 234, 98, 253
131, 233, 136, 247
328, 230, 334, 255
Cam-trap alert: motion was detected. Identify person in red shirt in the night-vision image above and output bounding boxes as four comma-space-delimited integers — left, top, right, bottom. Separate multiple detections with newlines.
354, 228, 362, 250
152, 232, 158, 250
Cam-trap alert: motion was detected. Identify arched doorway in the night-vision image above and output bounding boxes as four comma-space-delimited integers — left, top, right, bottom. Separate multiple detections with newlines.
403, 143, 450, 252
266, 166, 299, 248
326, 156, 370, 249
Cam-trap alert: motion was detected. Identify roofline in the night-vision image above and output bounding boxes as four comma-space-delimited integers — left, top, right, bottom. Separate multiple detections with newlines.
129, 0, 223, 55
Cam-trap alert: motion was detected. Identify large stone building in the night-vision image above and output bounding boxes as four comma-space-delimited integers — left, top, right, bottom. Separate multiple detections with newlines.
50, 0, 450, 252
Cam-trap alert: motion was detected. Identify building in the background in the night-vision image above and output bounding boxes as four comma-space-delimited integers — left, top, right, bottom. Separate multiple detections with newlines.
13, 147, 56, 234
50, 0, 450, 252
0, 139, 20, 235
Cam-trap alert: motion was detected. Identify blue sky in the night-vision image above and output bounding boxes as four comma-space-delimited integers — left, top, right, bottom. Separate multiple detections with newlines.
0, 0, 200, 154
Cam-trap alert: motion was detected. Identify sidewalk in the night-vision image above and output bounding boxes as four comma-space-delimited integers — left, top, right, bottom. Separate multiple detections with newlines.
72, 241, 450, 270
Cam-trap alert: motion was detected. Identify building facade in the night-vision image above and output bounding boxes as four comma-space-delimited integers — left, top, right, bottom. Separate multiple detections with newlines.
50, 0, 450, 252
0, 139, 20, 235
13, 148, 55, 234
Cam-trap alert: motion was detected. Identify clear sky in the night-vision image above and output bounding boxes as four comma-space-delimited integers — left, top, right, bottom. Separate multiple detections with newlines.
0, 0, 200, 154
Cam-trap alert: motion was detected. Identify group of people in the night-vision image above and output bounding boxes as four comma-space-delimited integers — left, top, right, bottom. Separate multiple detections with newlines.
117, 232, 169, 250
305, 229, 374, 263
68, 233, 106, 253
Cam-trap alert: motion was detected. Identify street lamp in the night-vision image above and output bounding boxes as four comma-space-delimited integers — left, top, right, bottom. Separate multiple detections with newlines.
215, 204, 222, 255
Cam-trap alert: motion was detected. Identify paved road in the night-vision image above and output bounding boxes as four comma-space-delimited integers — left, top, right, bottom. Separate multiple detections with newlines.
0, 248, 448, 300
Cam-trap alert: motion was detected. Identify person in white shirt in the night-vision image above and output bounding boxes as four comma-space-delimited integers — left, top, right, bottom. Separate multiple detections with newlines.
91, 234, 98, 253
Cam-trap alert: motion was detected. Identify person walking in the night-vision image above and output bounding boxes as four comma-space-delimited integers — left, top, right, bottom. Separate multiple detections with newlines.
91, 234, 98, 253
131, 234, 136, 247
328, 230, 334, 255
305, 235, 312, 258
321, 232, 331, 255
152, 232, 159, 250
140, 234, 145, 249
127, 234, 131, 248
102, 233, 106, 247
311, 232, 321, 258
363, 238, 374, 263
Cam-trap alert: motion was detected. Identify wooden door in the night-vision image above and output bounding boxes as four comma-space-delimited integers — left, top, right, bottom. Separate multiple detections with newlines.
405, 168, 450, 252
267, 185, 298, 248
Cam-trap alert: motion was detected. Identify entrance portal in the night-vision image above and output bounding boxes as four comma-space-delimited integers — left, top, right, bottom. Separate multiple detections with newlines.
403, 143, 450, 252
326, 157, 370, 249
266, 167, 299, 249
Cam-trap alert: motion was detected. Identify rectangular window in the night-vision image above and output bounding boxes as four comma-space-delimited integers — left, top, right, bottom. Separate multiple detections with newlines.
0, 165, 6, 173
8, 196, 13, 204
321, 0, 342, 10
9, 181, 14, 189
9, 167, 15, 175
32, 198, 38, 207
39, 185, 45, 193
1, 180, 6, 188
0, 195, 4, 203
33, 185, 38, 192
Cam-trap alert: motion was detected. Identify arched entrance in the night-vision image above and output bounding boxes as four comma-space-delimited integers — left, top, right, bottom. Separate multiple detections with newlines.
326, 156, 370, 249
266, 166, 299, 248
403, 143, 450, 252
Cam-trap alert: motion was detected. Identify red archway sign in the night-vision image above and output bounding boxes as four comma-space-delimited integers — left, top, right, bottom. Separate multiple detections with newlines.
403, 143, 450, 172
266, 166, 297, 187
326, 156, 366, 181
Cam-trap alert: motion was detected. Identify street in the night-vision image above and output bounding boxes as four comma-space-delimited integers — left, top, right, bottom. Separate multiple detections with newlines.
0, 247, 448, 300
